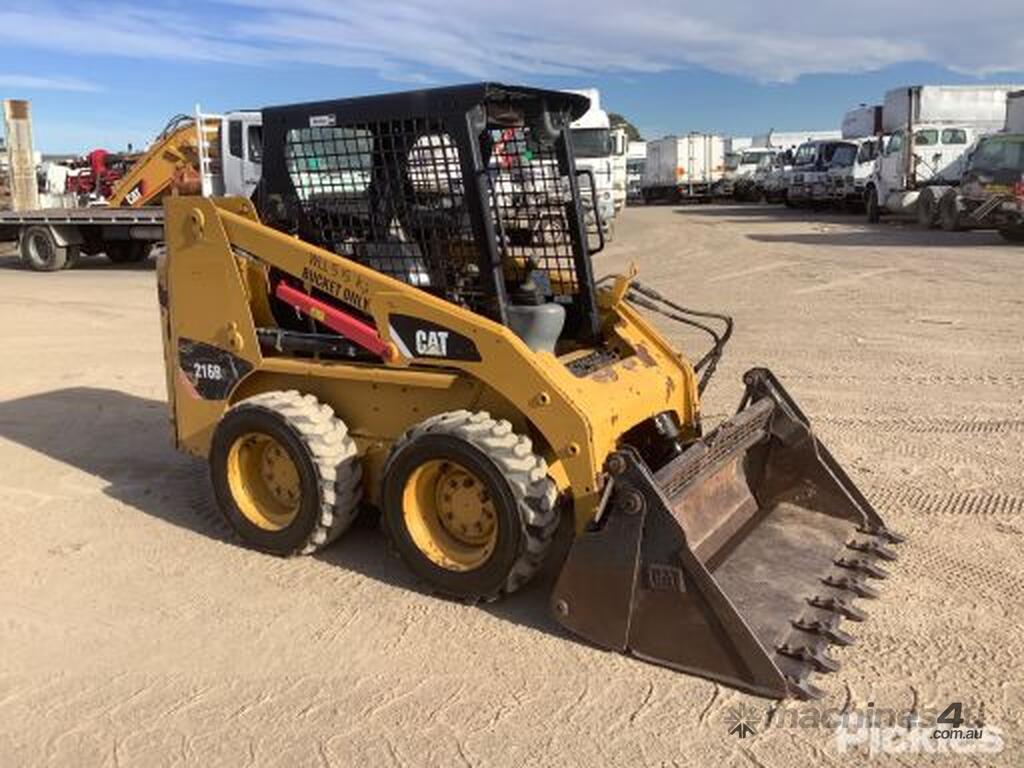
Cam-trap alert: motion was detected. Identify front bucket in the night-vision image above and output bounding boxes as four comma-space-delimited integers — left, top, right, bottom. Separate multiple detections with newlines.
551, 368, 903, 699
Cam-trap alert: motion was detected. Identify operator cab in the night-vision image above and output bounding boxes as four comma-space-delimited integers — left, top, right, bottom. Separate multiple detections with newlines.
259, 84, 600, 348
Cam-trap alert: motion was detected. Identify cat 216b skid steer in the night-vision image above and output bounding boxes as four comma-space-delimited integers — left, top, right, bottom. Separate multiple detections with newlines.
158, 84, 902, 700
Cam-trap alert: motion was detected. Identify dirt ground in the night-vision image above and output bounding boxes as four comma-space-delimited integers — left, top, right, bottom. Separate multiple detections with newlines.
0, 205, 1021, 766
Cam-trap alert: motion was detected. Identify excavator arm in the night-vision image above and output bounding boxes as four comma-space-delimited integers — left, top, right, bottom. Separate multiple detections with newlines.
107, 117, 219, 207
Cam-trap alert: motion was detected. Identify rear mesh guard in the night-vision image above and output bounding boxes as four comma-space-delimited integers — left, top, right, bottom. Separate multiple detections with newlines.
551, 367, 903, 699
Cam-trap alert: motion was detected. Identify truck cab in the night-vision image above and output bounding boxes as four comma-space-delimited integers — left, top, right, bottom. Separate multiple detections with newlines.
873, 124, 974, 213
626, 140, 647, 202
827, 137, 883, 207
732, 148, 777, 200
953, 132, 1024, 240
567, 89, 617, 237
787, 140, 851, 207
759, 149, 794, 203
610, 127, 629, 214
212, 111, 263, 199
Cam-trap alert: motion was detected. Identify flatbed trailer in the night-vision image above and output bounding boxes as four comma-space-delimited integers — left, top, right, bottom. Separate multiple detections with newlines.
0, 207, 165, 271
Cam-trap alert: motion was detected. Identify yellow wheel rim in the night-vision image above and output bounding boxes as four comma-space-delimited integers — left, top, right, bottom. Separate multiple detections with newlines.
227, 432, 302, 531
402, 459, 497, 571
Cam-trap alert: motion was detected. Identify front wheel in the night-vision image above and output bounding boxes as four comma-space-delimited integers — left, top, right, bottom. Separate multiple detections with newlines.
916, 188, 937, 228
382, 410, 558, 601
865, 187, 881, 223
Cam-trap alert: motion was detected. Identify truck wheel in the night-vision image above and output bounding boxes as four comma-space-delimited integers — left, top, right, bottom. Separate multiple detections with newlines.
865, 187, 881, 223
916, 188, 936, 228
939, 192, 964, 232
19, 226, 77, 272
209, 390, 363, 555
603, 218, 616, 243
106, 242, 152, 264
382, 410, 558, 601
999, 225, 1024, 243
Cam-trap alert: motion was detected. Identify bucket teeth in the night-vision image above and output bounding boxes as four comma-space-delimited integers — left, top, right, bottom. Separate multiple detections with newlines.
835, 556, 889, 580
858, 525, 906, 545
847, 539, 898, 561
793, 615, 856, 646
777, 643, 841, 673
809, 594, 867, 622
823, 574, 880, 599
786, 675, 826, 701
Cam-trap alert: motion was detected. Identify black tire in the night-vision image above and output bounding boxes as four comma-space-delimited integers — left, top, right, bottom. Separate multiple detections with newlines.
916, 189, 936, 228
382, 410, 558, 601
19, 226, 78, 272
865, 187, 881, 223
939, 192, 964, 232
999, 225, 1024, 243
209, 390, 362, 556
106, 241, 152, 264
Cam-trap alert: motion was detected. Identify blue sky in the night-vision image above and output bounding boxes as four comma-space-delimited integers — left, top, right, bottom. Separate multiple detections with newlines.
2, 1, 1024, 153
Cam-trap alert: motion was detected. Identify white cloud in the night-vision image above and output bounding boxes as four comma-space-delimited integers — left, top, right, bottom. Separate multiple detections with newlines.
1, 1, 1023, 83
0, 73, 102, 93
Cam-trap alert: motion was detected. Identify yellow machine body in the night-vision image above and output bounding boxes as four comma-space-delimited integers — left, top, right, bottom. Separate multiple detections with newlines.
158, 196, 699, 531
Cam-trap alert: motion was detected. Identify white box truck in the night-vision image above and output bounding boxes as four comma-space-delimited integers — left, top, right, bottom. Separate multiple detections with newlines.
750, 130, 841, 202
866, 84, 1024, 222
841, 105, 883, 140
641, 133, 726, 203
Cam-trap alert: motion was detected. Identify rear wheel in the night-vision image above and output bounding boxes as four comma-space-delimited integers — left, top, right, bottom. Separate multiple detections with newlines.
19, 226, 78, 272
209, 390, 362, 555
939, 191, 964, 232
382, 410, 558, 600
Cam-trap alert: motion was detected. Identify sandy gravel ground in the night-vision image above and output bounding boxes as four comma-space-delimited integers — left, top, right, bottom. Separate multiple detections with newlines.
0, 206, 1021, 766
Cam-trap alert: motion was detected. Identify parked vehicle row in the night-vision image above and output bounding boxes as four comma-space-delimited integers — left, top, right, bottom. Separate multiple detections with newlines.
720, 85, 1024, 242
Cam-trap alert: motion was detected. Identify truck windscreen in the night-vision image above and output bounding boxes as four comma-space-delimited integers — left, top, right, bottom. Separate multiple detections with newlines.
971, 137, 1024, 174
571, 128, 612, 158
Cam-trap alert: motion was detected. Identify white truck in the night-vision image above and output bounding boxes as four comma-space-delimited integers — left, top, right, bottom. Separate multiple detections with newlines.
865, 84, 1023, 222
826, 137, 884, 209
566, 88, 621, 239
732, 147, 779, 200
719, 136, 753, 196
749, 130, 841, 202
826, 105, 885, 208
641, 133, 726, 203
786, 139, 857, 207
626, 140, 646, 202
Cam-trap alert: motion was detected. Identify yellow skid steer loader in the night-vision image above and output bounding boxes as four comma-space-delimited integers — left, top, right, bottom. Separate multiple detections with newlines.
158, 84, 901, 699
